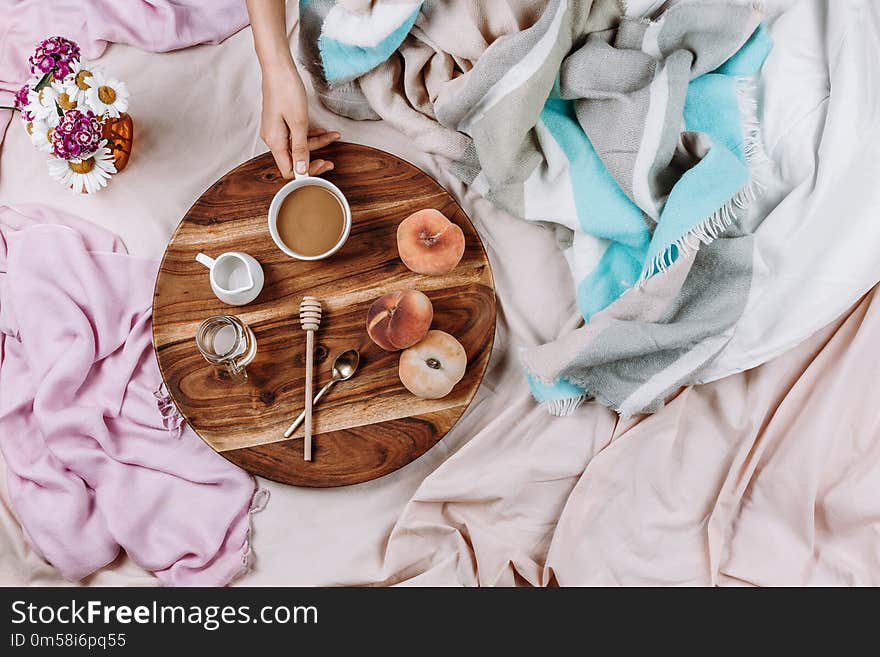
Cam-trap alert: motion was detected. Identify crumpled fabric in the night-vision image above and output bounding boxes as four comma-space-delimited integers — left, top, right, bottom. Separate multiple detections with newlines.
0, 204, 257, 585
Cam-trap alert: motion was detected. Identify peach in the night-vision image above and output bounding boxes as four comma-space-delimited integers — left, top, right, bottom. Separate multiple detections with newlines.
398, 330, 467, 399
397, 209, 465, 275
366, 290, 433, 351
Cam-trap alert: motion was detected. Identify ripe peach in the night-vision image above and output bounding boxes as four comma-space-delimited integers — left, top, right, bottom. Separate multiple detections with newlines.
366, 290, 433, 351
396, 209, 465, 275
398, 330, 467, 399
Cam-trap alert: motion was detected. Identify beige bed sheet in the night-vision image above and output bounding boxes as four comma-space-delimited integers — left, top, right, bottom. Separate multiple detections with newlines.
2, 4, 878, 586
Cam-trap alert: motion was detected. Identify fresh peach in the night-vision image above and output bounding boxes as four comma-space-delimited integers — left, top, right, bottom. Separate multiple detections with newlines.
366, 290, 433, 351
396, 209, 465, 275
398, 330, 467, 399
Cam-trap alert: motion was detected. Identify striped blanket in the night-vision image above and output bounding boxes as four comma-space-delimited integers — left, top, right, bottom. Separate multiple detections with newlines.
301, 0, 773, 415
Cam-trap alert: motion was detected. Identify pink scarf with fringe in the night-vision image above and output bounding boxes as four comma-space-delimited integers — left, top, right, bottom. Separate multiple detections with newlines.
0, 204, 261, 585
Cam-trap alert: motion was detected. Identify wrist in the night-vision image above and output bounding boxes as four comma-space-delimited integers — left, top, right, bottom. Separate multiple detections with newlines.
259, 52, 297, 78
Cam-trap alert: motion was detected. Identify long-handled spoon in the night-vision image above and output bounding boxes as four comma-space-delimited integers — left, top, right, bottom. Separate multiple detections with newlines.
283, 349, 360, 439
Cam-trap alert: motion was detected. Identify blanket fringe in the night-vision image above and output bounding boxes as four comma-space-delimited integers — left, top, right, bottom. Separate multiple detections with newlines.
638, 180, 761, 282
736, 76, 770, 169
234, 484, 271, 583
638, 75, 767, 284
543, 395, 587, 417
153, 382, 185, 439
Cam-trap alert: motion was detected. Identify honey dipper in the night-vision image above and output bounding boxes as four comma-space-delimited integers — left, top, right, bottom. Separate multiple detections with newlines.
299, 296, 322, 461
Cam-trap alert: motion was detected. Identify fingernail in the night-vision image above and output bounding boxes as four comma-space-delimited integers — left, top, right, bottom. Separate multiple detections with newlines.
295, 161, 307, 174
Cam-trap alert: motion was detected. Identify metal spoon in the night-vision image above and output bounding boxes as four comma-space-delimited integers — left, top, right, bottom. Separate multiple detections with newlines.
282, 349, 360, 439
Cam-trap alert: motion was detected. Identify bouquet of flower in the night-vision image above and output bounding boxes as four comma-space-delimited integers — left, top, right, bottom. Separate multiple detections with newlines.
6, 36, 133, 194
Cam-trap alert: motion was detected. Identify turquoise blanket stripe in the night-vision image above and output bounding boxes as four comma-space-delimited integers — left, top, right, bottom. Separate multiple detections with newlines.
576, 243, 645, 321
527, 373, 586, 402
529, 24, 771, 405
540, 97, 649, 319
644, 145, 749, 270
715, 23, 773, 76
317, 5, 421, 84
540, 98, 649, 249
685, 75, 744, 160
639, 20, 773, 281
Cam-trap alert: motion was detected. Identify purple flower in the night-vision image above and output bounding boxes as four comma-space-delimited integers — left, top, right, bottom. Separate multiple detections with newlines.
51, 108, 102, 160
13, 84, 29, 110
63, 137, 82, 159
14, 84, 34, 122
29, 36, 81, 80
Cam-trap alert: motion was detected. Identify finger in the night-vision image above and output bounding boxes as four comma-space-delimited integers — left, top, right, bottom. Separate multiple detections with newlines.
307, 131, 341, 151
307, 128, 341, 137
308, 160, 334, 176
287, 115, 310, 177
273, 144, 294, 179
261, 121, 293, 179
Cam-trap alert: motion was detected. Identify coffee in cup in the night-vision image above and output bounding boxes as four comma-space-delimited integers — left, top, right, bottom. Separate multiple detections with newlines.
268, 175, 351, 260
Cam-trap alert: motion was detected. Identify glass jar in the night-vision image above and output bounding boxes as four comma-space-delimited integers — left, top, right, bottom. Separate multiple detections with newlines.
195, 315, 257, 381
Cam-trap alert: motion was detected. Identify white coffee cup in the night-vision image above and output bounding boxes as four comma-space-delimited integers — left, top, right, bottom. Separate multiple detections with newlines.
267, 173, 351, 260
195, 251, 265, 306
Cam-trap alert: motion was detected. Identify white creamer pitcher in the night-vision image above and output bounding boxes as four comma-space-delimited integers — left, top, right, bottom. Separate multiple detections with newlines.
195, 251, 264, 306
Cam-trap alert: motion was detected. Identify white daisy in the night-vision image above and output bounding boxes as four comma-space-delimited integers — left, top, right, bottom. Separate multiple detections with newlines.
83, 70, 129, 118
47, 141, 117, 194
61, 60, 101, 107
50, 78, 81, 115
25, 118, 54, 153
26, 84, 61, 127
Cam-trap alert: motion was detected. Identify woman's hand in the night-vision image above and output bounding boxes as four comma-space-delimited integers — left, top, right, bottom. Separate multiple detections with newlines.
260, 64, 340, 179
247, 0, 340, 179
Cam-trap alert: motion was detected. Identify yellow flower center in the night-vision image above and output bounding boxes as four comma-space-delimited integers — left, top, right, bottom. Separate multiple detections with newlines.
69, 158, 96, 174
38, 90, 44, 104
75, 70, 93, 90
47, 127, 54, 141
97, 86, 116, 104
57, 92, 77, 110
25, 122, 33, 135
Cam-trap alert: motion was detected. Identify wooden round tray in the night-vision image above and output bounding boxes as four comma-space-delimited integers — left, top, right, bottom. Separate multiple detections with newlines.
152, 143, 495, 487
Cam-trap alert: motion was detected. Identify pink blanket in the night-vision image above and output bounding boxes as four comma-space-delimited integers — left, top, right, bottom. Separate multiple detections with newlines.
0, 204, 258, 585
0, 0, 249, 159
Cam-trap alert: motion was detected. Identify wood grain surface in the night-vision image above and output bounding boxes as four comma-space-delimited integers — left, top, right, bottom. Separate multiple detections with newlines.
152, 143, 496, 487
